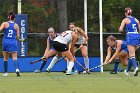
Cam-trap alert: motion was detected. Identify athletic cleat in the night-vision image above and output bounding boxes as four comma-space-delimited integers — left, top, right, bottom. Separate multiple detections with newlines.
3, 73, 8, 77
16, 71, 21, 77
124, 70, 130, 76
134, 67, 139, 76
66, 70, 73, 75
46, 68, 51, 73
110, 70, 117, 74
34, 70, 41, 73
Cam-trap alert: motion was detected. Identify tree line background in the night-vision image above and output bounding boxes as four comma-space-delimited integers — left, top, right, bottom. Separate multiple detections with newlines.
0, 0, 140, 33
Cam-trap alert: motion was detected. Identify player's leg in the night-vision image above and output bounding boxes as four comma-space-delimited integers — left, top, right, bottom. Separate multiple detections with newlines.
46, 54, 59, 72
128, 45, 138, 76
34, 60, 47, 73
2, 52, 9, 76
110, 51, 126, 74
124, 58, 132, 76
38, 49, 57, 72
110, 58, 120, 74
12, 52, 20, 76
62, 50, 75, 75
81, 45, 89, 73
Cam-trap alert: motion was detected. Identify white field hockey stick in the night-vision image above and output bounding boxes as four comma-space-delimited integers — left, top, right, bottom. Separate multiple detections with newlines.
18, 38, 27, 42
16, 37, 27, 42
89, 63, 106, 71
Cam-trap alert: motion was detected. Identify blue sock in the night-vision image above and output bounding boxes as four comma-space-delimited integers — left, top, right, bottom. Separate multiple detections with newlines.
117, 68, 123, 72
113, 62, 119, 72
3, 61, 8, 73
39, 60, 47, 71
126, 59, 132, 72
13, 60, 19, 69
130, 57, 138, 69
113, 59, 120, 72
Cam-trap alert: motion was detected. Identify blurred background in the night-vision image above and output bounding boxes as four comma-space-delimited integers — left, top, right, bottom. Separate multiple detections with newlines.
0, 0, 140, 70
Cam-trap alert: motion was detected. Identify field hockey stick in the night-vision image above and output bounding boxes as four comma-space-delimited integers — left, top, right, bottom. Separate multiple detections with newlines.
30, 47, 81, 64
75, 61, 91, 74
89, 63, 106, 71
16, 36, 27, 42
18, 38, 27, 42
30, 59, 43, 64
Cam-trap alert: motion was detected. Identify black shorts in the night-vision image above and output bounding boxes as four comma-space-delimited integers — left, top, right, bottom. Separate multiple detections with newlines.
52, 41, 68, 52
74, 44, 87, 48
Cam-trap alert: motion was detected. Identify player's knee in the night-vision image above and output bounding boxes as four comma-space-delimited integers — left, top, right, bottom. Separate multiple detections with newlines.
82, 53, 88, 58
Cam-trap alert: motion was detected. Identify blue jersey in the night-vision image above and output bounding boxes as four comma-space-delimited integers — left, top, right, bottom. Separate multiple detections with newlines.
48, 34, 58, 50
2, 22, 18, 52
111, 40, 128, 53
3, 22, 17, 39
126, 16, 139, 34
125, 16, 140, 46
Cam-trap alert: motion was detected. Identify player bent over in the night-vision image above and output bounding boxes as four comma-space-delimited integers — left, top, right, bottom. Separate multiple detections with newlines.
43, 30, 79, 75
104, 35, 128, 74
34, 27, 59, 73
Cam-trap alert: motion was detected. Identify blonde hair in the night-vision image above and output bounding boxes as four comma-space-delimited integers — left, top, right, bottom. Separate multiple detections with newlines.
48, 27, 55, 32
72, 27, 82, 36
106, 35, 116, 41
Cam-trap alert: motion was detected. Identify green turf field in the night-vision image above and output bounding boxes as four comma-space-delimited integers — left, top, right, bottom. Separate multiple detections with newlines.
0, 72, 140, 93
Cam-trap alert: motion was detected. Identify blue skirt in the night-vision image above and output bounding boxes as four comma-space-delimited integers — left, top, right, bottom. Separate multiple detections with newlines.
2, 39, 18, 52
126, 34, 140, 46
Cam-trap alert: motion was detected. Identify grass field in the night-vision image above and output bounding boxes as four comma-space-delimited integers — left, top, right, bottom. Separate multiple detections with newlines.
0, 72, 140, 93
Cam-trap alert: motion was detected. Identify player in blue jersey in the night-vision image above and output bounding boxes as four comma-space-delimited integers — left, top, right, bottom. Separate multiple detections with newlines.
119, 7, 140, 76
34, 27, 59, 73
104, 35, 128, 74
0, 12, 20, 76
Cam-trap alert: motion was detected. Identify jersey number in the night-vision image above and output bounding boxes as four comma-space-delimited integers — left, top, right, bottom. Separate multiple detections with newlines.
132, 24, 138, 32
61, 32, 69, 37
7, 30, 13, 37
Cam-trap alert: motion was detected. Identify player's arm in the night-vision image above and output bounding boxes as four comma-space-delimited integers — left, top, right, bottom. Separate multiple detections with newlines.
70, 32, 78, 56
79, 28, 89, 44
135, 18, 140, 33
0, 22, 5, 31
43, 38, 51, 57
119, 18, 126, 33
14, 24, 20, 39
108, 41, 121, 63
104, 47, 112, 64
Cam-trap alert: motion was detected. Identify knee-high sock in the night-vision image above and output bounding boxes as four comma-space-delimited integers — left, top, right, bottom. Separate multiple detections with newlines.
13, 59, 19, 69
39, 60, 47, 71
47, 56, 58, 69
3, 61, 8, 73
113, 59, 120, 72
67, 61, 74, 72
84, 57, 89, 70
126, 58, 132, 72
130, 57, 138, 69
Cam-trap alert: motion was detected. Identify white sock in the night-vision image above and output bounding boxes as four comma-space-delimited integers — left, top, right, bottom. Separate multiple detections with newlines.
84, 57, 89, 70
67, 59, 69, 70
67, 61, 74, 72
47, 56, 58, 69
16, 69, 20, 72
